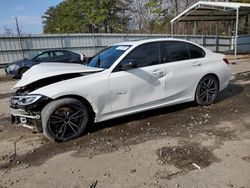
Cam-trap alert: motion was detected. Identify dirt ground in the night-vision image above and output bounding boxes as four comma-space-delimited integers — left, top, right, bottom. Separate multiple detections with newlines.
0, 59, 250, 188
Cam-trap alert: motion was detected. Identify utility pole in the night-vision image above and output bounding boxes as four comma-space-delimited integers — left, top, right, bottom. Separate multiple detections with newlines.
15, 17, 25, 59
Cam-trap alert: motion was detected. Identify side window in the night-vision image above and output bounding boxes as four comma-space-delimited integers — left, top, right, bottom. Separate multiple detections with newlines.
36, 52, 51, 61
165, 42, 189, 63
54, 51, 65, 57
122, 42, 160, 68
188, 44, 205, 59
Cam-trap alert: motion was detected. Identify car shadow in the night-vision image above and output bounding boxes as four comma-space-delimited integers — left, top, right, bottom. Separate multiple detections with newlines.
216, 83, 243, 103
232, 71, 250, 83
216, 71, 249, 103
88, 101, 196, 133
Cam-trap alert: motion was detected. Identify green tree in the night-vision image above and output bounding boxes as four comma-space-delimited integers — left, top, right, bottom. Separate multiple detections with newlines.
42, 0, 131, 33
129, 0, 171, 33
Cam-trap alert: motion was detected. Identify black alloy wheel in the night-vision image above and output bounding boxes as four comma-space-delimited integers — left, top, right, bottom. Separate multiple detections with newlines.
195, 75, 219, 106
42, 98, 89, 142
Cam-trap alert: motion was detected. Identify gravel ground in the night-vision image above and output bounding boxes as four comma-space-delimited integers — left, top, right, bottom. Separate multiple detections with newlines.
0, 60, 250, 188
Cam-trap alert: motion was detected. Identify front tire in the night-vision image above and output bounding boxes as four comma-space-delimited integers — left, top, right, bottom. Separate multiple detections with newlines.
195, 75, 219, 106
41, 98, 89, 142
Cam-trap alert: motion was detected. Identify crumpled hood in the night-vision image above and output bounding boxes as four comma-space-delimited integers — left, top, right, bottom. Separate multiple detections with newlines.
13, 63, 104, 89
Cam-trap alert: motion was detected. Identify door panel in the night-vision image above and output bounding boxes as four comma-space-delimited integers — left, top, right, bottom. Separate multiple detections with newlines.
109, 64, 166, 111
164, 59, 201, 99
109, 42, 166, 112
163, 41, 204, 100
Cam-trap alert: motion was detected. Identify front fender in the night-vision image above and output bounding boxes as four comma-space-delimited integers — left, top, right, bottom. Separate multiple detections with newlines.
29, 72, 110, 116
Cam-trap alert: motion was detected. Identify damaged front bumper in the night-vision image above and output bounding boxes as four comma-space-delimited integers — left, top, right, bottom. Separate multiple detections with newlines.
9, 87, 51, 132
10, 108, 42, 131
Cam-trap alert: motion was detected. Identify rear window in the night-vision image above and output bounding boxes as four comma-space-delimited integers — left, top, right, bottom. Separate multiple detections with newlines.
188, 43, 205, 59
164, 41, 190, 62
54, 51, 65, 57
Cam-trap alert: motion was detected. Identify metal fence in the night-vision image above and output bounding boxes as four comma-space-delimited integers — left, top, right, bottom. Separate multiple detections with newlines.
0, 33, 249, 65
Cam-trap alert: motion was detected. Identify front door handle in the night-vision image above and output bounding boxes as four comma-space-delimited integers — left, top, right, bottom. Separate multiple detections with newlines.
152, 70, 165, 78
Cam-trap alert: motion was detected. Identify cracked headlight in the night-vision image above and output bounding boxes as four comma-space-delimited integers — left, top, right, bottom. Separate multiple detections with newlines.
11, 95, 42, 106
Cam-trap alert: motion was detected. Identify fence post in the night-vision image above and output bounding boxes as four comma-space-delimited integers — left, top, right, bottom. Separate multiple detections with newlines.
122, 33, 124, 41
60, 34, 64, 48
203, 36, 206, 48
215, 36, 219, 52
17, 35, 25, 59
92, 33, 97, 54
15, 17, 25, 59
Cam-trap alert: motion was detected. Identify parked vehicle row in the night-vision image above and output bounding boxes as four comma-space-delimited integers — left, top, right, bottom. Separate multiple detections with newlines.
9, 38, 231, 142
5, 49, 86, 78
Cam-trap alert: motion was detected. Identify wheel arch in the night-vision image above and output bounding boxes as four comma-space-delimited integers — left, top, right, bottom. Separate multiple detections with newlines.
194, 73, 220, 100
56, 94, 96, 122
194, 73, 220, 105
197, 73, 220, 90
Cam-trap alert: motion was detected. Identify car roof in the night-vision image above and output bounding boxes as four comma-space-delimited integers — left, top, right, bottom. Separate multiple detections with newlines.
40, 49, 72, 53
114, 38, 197, 46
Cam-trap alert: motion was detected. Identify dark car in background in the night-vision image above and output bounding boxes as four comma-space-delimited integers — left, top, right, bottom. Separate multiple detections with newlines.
5, 49, 86, 78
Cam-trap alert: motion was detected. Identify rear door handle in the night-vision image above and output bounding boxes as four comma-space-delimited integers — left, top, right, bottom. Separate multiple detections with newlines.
192, 62, 201, 67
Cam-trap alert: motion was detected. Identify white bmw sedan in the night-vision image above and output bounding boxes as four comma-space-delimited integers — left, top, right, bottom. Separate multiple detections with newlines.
10, 38, 231, 142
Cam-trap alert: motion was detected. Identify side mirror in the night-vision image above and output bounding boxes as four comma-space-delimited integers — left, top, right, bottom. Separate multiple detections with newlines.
35, 58, 40, 62
120, 59, 137, 71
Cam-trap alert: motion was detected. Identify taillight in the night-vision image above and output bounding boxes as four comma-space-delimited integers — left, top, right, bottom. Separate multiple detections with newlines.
223, 58, 229, 65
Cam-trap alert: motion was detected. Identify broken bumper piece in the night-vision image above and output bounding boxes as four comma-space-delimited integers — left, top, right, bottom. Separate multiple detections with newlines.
10, 108, 42, 131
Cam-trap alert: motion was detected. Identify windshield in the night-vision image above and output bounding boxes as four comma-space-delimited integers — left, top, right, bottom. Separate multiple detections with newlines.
88, 45, 131, 69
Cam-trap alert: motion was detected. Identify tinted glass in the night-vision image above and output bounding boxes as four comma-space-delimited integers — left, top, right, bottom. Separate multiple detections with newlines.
88, 45, 131, 69
188, 44, 205, 59
54, 51, 65, 57
122, 42, 160, 68
29, 52, 42, 60
164, 42, 189, 62
37, 52, 49, 59
36, 52, 51, 61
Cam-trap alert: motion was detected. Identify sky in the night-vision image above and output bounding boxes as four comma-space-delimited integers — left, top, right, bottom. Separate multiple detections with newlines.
0, 0, 63, 34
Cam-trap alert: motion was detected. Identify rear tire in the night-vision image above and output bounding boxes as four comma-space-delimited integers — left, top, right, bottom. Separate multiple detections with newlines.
41, 98, 89, 142
195, 75, 219, 106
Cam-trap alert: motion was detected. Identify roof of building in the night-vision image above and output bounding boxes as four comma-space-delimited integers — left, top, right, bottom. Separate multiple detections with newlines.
171, 1, 250, 23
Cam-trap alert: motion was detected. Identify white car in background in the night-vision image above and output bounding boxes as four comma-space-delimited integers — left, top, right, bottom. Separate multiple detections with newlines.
10, 38, 231, 142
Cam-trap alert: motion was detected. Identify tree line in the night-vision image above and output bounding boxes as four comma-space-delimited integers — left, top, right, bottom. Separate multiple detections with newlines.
42, 0, 250, 35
